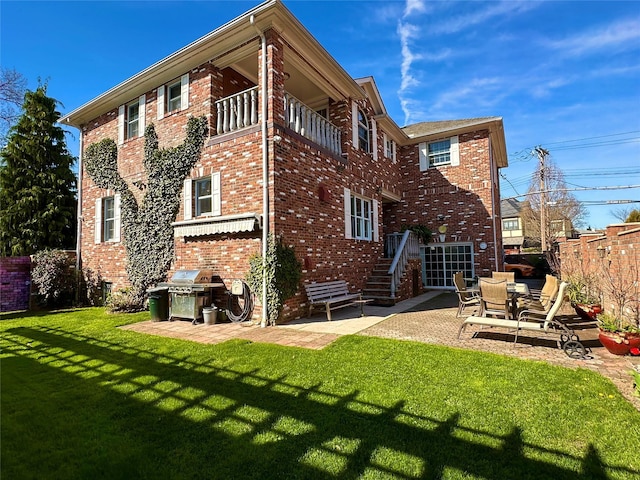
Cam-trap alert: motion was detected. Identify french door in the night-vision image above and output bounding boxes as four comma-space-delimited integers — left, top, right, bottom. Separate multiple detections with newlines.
421, 243, 474, 289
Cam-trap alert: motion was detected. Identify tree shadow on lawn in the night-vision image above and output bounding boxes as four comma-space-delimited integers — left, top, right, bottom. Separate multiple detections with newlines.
2, 325, 632, 480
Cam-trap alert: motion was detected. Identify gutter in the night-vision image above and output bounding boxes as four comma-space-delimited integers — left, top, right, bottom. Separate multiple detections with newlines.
251, 14, 269, 328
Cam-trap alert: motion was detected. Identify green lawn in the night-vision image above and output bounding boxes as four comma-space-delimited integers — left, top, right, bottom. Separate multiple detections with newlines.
2, 308, 639, 479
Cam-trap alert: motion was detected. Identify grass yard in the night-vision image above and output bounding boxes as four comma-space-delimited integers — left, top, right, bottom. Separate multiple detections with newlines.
2, 308, 639, 479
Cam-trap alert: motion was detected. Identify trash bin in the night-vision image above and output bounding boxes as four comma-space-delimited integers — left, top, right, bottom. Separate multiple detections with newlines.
147, 287, 169, 322
203, 306, 217, 325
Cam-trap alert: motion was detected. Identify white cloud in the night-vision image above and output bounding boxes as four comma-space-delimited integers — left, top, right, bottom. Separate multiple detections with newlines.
403, 0, 427, 18
542, 17, 640, 57
428, 1, 540, 35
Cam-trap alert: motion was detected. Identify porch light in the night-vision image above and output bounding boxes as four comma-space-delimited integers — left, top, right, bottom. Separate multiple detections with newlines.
596, 245, 606, 259
573, 249, 580, 259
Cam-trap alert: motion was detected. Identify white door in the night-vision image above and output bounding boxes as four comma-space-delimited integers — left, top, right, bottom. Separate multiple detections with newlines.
421, 243, 474, 289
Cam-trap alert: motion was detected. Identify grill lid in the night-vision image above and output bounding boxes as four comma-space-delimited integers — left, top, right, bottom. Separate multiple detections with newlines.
170, 269, 213, 284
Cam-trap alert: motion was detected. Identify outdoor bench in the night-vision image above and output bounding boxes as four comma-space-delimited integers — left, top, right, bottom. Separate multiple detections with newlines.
304, 280, 362, 321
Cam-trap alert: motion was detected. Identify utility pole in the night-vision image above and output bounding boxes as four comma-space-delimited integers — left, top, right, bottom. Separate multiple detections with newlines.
535, 146, 549, 253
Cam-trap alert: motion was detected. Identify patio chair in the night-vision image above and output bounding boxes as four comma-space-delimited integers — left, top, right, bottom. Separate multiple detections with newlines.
492, 271, 515, 282
453, 271, 480, 318
479, 278, 511, 319
458, 282, 587, 358
517, 274, 558, 312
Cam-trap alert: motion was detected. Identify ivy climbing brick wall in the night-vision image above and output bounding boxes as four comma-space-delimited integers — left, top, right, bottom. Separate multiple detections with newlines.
0, 256, 31, 312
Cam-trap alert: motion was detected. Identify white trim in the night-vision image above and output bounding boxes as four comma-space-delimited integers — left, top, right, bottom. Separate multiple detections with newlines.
138, 95, 146, 137
157, 85, 165, 120
351, 101, 358, 148
113, 193, 121, 242
94, 198, 102, 244
450, 135, 460, 166
183, 178, 193, 220
418, 142, 428, 171
373, 199, 379, 242
180, 73, 189, 111
371, 118, 378, 160
212, 172, 221, 216
344, 187, 352, 239
117, 105, 125, 145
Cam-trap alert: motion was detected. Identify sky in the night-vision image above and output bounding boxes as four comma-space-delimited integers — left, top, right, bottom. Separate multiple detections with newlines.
2, 0, 639, 229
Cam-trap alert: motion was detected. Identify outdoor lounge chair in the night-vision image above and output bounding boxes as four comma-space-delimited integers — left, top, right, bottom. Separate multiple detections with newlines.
453, 271, 480, 318
458, 282, 587, 358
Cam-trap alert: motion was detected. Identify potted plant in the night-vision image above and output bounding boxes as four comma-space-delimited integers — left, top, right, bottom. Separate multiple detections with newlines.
565, 272, 602, 321
596, 255, 640, 355
597, 312, 640, 356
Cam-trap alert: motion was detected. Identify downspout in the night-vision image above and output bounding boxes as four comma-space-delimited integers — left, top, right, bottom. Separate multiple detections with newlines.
489, 137, 500, 272
73, 123, 83, 299
250, 14, 269, 328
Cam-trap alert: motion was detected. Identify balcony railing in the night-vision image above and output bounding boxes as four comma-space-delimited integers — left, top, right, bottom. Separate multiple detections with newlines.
284, 93, 341, 156
214, 89, 342, 156
215, 86, 259, 135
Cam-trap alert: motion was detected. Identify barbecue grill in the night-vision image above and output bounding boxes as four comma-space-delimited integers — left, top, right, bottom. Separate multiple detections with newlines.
159, 269, 223, 324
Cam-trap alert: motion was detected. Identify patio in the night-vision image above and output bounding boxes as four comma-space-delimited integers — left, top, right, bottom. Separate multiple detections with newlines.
122, 287, 640, 411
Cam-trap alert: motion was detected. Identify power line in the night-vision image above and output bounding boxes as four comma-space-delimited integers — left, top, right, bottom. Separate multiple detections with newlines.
503, 184, 640, 200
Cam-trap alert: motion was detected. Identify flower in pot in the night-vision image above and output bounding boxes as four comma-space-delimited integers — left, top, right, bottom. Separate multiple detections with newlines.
597, 312, 640, 356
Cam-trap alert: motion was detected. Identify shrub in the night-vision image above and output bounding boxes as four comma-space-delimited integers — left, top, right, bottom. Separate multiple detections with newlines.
105, 288, 141, 313
81, 267, 104, 306
31, 249, 75, 307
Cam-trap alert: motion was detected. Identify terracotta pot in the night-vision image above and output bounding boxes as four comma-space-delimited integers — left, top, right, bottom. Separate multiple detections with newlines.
574, 303, 602, 322
598, 330, 640, 356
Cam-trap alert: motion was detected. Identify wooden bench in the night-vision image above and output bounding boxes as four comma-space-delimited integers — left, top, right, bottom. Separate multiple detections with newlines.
304, 281, 362, 321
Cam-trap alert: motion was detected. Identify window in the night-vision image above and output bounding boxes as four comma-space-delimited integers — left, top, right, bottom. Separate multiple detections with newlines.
503, 219, 519, 231
167, 80, 182, 113
183, 173, 221, 220
95, 195, 120, 243
351, 195, 372, 240
384, 134, 396, 162
428, 139, 451, 166
103, 197, 116, 241
127, 101, 140, 139
157, 74, 189, 120
118, 96, 145, 144
196, 177, 212, 216
419, 136, 459, 171
358, 109, 369, 152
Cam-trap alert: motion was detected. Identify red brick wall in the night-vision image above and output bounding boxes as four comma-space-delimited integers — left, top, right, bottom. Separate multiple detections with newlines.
559, 223, 640, 324
78, 28, 502, 321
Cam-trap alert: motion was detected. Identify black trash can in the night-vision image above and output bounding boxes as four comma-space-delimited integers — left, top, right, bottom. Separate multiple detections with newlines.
147, 287, 169, 321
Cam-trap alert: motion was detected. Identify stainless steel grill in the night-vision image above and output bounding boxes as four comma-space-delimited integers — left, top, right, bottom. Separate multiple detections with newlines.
160, 269, 222, 324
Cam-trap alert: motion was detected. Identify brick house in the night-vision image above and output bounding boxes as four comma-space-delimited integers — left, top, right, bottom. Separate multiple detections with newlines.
60, 0, 508, 322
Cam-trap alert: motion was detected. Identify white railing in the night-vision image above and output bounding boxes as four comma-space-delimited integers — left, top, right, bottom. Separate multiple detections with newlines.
386, 231, 420, 298
215, 86, 259, 135
284, 93, 341, 156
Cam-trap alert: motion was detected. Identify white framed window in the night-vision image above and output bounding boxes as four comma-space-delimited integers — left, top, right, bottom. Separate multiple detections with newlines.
157, 73, 189, 120
503, 219, 519, 231
357, 109, 370, 153
127, 101, 140, 139
167, 80, 182, 113
343, 187, 379, 241
384, 133, 397, 162
183, 172, 221, 220
94, 195, 121, 243
419, 136, 459, 171
118, 95, 145, 144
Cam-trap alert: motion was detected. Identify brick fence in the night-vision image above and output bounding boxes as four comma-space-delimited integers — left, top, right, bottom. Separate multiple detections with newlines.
558, 222, 640, 322
0, 256, 31, 312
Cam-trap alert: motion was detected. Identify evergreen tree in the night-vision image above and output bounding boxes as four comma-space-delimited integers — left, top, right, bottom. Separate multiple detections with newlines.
0, 84, 77, 256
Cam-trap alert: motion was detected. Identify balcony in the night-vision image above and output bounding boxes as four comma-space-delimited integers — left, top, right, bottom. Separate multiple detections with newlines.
214, 89, 341, 157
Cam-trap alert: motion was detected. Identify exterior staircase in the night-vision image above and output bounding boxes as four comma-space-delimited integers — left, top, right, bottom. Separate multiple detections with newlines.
362, 258, 396, 306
